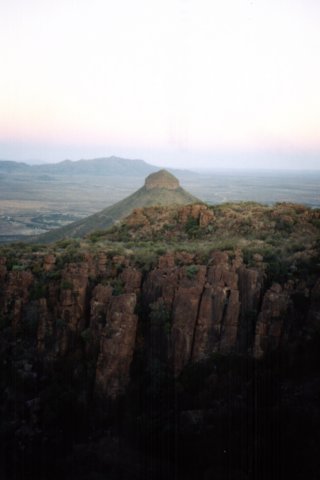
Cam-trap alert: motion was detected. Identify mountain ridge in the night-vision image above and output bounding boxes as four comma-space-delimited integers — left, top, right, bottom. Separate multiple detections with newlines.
0, 156, 195, 177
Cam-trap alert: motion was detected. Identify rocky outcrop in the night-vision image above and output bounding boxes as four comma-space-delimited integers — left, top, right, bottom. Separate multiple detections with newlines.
59, 262, 90, 333
2, 269, 34, 331
90, 284, 113, 335
0, 249, 319, 399
43, 254, 56, 272
171, 265, 207, 374
1, 200, 319, 480
144, 169, 180, 191
125, 209, 149, 227
253, 283, 290, 358
93, 266, 142, 398
191, 252, 240, 360
95, 293, 139, 399
178, 204, 213, 226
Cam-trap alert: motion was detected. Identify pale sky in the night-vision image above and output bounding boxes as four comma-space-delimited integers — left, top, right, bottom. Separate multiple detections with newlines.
1, 0, 320, 169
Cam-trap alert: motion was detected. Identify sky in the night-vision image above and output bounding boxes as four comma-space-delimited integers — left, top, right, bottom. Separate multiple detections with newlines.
1, 0, 320, 169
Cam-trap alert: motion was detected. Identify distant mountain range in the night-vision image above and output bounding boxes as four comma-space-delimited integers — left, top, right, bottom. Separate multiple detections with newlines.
0, 156, 193, 177
35, 170, 200, 243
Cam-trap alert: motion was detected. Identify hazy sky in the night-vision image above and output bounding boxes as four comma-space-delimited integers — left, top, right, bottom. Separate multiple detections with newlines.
1, 0, 320, 169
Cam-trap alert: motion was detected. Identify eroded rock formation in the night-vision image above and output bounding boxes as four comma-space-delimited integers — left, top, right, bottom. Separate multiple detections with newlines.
0, 249, 318, 399
144, 169, 180, 191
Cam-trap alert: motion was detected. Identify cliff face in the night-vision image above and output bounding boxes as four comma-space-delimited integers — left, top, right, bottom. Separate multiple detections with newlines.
1, 201, 319, 480
0, 247, 318, 400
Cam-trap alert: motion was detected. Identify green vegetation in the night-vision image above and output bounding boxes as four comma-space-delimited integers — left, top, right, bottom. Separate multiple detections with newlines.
185, 216, 201, 238
89, 229, 111, 243
0, 201, 319, 293
186, 264, 199, 279
11, 264, 25, 271
132, 247, 159, 271
111, 278, 125, 296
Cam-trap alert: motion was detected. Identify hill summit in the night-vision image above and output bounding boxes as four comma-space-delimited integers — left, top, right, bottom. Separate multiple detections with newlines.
35, 170, 200, 243
144, 169, 180, 190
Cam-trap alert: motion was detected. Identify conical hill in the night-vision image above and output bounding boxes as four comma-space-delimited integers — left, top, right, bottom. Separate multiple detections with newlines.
35, 170, 200, 243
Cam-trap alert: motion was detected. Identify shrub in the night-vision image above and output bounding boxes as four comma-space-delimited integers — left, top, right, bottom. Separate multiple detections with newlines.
265, 256, 290, 285
310, 218, 320, 229
275, 217, 294, 234
155, 246, 167, 255
186, 264, 199, 279
112, 278, 125, 296
133, 249, 158, 272
185, 216, 201, 238
242, 249, 254, 266
162, 223, 176, 232
11, 264, 25, 271
56, 238, 80, 249
116, 224, 131, 242
88, 229, 107, 243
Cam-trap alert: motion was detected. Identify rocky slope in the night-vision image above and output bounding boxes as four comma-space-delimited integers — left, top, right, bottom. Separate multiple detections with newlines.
1, 201, 320, 479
